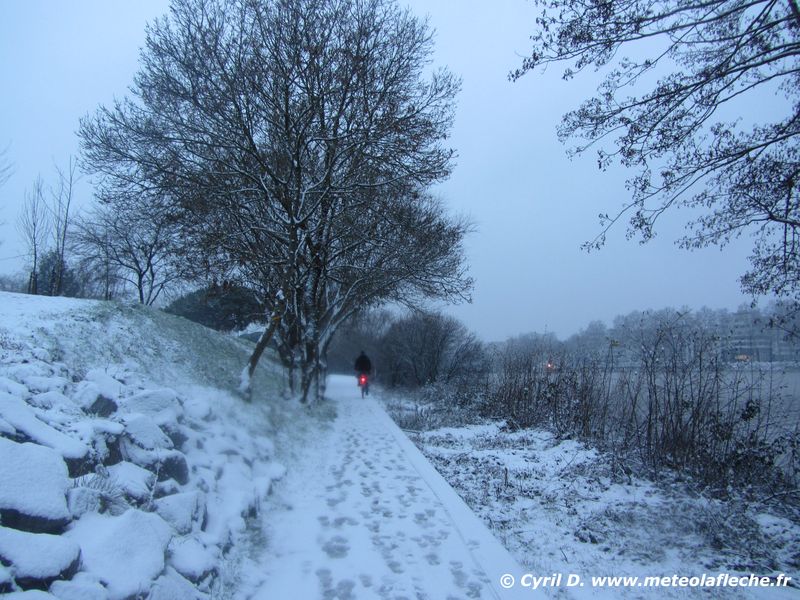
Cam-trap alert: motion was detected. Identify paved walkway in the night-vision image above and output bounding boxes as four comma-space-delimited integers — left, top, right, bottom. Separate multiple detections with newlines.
250, 375, 532, 600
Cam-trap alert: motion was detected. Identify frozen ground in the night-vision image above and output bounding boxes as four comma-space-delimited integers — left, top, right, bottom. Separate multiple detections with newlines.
398, 417, 800, 600
235, 375, 536, 600
4, 290, 798, 599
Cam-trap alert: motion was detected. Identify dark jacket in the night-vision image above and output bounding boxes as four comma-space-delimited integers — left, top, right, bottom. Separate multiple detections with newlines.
354, 352, 372, 374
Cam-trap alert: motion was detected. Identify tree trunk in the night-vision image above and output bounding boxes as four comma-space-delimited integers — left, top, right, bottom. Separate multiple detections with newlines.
240, 298, 285, 401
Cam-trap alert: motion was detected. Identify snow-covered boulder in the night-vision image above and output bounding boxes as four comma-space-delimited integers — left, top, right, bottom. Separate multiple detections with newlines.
0, 415, 15, 436
122, 414, 173, 452
0, 526, 81, 590
154, 451, 190, 485
167, 536, 218, 584
0, 393, 89, 463
147, 567, 204, 600
88, 397, 118, 419
0, 437, 71, 533
118, 414, 190, 485
20, 375, 68, 395
122, 389, 183, 426
155, 492, 205, 535
49, 572, 109, 600
0, 376, 28, 398
28, 391, 70, 410
84, 369, 124, 402
65, 509, 172, 600
106, 461, 156, 502
69, 419, 125, 466
2, 591, 59, 599
72, 382, 118, 418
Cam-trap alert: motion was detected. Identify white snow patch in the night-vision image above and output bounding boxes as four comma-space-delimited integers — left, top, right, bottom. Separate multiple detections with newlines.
0, 376, 28, 397
84, 369, 124, 401
155, 491, 204, 535
49, 572, 109, 600
106, 461, 155, 501
66, 509, 171, 600
0, 393, 88, 459
0, 436, 70, 523
168, 536, 218, 582
0, 526, 80, 580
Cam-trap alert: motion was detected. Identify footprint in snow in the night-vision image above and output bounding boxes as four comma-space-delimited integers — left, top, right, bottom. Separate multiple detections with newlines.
316, 568, 356, 600
332, 515, 358, 528
322, 535, 350, 558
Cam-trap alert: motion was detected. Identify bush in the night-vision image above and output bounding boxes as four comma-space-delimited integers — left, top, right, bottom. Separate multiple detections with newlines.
483, 310, 799, 496
165, 285, 261, 331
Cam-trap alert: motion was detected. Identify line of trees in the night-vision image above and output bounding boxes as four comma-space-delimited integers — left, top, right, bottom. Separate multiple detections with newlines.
360, 307, 798, 495
78, 0, 471, 402
16, 160, 77, 297
10, 157, 178, 304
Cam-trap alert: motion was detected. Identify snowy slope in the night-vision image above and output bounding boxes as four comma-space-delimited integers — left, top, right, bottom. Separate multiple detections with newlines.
0, 292, 289, 599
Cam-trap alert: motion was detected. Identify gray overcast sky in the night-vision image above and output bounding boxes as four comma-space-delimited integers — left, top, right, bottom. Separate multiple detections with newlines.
0, 0, 753, 341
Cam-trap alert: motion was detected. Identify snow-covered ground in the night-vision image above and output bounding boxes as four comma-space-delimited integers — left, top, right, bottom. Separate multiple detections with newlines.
234, 375, 534, 600
399, 418, 800, 599
0, 292, 547, 600
3, 290, 798, 600
0, 292, 289, 599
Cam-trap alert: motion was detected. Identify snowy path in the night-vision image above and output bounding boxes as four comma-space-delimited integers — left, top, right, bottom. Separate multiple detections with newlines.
248, 375, 532, 600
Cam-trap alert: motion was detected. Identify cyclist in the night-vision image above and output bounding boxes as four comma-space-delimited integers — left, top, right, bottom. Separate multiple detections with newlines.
354, 351, 372, 396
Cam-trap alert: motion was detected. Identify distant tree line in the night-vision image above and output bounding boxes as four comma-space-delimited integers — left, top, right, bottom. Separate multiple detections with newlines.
328, 309, 486, 388
353, 306, 799, 499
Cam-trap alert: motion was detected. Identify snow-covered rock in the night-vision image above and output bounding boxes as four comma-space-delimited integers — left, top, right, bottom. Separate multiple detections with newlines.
122, 389, 183, 426
88, 396, 118, 419
147, 567, 204, 600
65, 509, 172, 600
28, 391, 70, 410
49, 572, 109, 600
0, 376, 28, 398
72, 381, 118, 418
2, 591, 60, 599
0, 437, 71, 533
0, 393, 89, 461
0, 415, 15, 436
106, 461, 155, 502
155, 491, 205, 535
20, 375, 69, 395
167, 536, 217, 584
0, 292, 285, 599
122, 414, 172, 451
0, 526, 81, 590
84, 369, 124, 402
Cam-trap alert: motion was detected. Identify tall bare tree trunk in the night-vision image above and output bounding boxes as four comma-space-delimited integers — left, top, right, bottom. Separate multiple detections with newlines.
240, 295, 285, 401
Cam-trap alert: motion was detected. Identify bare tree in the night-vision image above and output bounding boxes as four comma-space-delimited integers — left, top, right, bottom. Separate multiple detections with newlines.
382, 311, 485, 388
17, 178, 51, 295
513, 0, 800, 320
80, 0, 470, 401
0, 145, 12, 188
46, 158, 78, 296
73, 199, 182, 305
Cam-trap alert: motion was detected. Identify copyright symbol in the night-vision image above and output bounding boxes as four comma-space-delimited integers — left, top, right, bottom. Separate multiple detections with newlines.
500, 574, 515, 589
